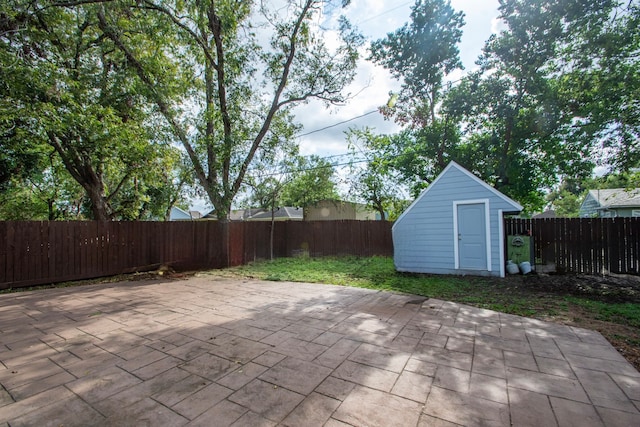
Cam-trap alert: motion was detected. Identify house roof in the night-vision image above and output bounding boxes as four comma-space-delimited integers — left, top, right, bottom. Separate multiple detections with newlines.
248, 207, 303, 220
205, 207, 303, 221
587, 188, 640, 209
231, 208, 264, 221
532, 209, 556, 219
393, 161, 523, 230
203, 208, 263, 220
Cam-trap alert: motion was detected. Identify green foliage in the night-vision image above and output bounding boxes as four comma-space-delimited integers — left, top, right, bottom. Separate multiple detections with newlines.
241, 152, 339, 212
553, 1, 640, 170
585, 170, 640, 191
280, 155, 339, 208
366, 0, 465, 196
566, 297, 640, 328
0, 154, 88, 220
245, 177, 285, 211
439, 0, 627, 212
363, 0, 638, 214
94, 0, 363, 220
369, 0, 464, 126
547, 189, 583, 217
0, 1, 186, 220
346, 128, 410, 219
547, 169, 640, 217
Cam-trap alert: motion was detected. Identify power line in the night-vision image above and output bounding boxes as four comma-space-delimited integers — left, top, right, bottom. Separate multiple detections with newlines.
296, 110, 378, 138
355, 1, 414, 26
247, 157, 370, 180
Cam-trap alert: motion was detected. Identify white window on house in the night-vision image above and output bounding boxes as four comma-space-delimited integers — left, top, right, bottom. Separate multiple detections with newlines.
632, 209, 640, 217
600, 210, 617, 218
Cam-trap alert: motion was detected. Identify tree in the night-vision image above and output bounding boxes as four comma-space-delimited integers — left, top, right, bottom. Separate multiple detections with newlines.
438, 0, 621, 212
369, 0, 464, 128
243, 154, 340, 209
547, 169, 640, 217
367, 0, 465, 184
546, 183, 584, 217
0, 155, 86, 220
346, 128, 407, 220
0, 1, 175, 220
95, 0, 363, 220
553, 1, 640, 170
443, 70, 578, 210
280, 155, 339, 208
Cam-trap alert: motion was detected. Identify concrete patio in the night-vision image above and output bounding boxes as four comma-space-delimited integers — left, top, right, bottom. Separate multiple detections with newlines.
1, 276, 639, 426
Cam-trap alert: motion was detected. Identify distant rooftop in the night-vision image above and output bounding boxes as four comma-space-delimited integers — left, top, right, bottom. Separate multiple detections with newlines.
204, 207, 302, 221
588, 188, 640, 208
245, 207, 303, 221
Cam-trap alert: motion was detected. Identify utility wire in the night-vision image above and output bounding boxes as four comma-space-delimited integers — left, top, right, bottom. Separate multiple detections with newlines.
247, 157, 371, 180
296, 110, 378, 138
355, 1, 414, 25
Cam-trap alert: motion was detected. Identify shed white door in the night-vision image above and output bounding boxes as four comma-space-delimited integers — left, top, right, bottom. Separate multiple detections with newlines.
457, 203, 488, 270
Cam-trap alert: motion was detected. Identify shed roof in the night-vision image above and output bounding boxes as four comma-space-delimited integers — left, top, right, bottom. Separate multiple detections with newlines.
393, 161, 523, 230
587, 188, 640, 209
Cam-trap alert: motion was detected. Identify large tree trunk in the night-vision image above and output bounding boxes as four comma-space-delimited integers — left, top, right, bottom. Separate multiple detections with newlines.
48, 133, 113, 221
85, 185, 111, 221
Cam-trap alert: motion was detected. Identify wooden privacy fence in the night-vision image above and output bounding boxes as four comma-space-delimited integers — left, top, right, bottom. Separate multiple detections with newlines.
0, 220, 393, 289
504, 217, 640, 275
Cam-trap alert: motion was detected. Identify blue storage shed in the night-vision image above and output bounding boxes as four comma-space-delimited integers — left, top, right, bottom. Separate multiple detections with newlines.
393, 161, 523, 277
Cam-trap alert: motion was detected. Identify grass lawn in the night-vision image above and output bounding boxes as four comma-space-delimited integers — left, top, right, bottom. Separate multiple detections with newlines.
209, 255, 640, 370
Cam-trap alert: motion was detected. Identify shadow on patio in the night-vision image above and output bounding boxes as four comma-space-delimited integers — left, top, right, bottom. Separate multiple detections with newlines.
1, 275, 639, 426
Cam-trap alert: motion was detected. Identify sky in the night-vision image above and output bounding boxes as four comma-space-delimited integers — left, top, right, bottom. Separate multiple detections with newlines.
192, 0, 503, 212
294, 0, 502, 159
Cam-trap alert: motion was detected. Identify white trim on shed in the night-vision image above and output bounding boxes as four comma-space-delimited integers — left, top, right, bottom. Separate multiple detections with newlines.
452, 199, 491, 271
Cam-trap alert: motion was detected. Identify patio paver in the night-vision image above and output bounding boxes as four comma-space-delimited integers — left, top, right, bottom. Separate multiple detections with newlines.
1, 276, 639, 426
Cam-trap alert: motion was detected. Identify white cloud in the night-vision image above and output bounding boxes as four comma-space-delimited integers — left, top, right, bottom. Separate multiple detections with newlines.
491, 15, 506, 35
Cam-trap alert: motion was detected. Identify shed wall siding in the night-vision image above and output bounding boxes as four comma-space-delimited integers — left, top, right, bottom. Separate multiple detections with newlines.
393, 165, 520, 277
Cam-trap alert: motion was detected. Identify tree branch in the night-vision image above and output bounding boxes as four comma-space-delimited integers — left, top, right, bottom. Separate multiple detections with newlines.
232, 0, 316, 196
96, 8, 210, 193
105, 171, 131, 203
140, 0, 218, 67
208, 3, 233, 198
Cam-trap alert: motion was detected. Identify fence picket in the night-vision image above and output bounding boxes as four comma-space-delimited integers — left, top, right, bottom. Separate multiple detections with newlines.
7, 217, 638, 289
503, 217, 640, 276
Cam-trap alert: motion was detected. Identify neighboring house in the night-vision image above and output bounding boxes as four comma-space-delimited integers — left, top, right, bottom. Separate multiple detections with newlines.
304, 199, 378, 221
392, 161, 523, 277
169, 207, 202, 221
204, 207, 302, 221
579, 188, 640, 218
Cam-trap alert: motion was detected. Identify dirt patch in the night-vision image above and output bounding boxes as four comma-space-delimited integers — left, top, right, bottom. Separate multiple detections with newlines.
487, 272, 640, 371
496, 272, 640, 303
